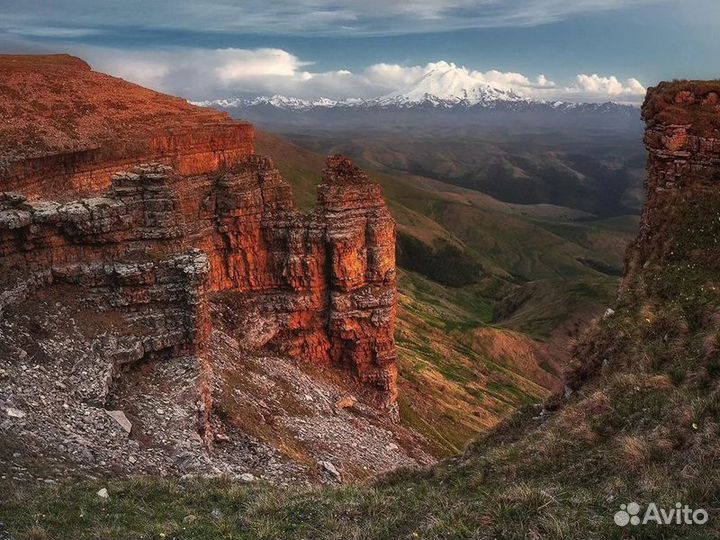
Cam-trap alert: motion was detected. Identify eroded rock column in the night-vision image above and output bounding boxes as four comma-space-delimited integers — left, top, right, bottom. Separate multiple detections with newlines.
317, 156, 398, 406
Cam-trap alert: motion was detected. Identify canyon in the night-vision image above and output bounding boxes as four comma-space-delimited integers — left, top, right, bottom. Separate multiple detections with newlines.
0, 55, 640, 483
0, 54, 637, 490
3, 77, 719, 540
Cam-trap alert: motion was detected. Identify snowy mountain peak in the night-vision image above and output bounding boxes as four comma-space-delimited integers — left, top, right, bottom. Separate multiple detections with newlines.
193, 65, 636, 114
194, 95, 342, 110
193, 64, 538, 111
379, 64, 527, 106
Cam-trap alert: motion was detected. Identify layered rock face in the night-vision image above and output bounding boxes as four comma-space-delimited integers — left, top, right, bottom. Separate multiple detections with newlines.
623, 82, 720, 290
0, 56, 399, 441
0, 156, 398, 406
320, 156, 397, 400
0, 55, 254, 200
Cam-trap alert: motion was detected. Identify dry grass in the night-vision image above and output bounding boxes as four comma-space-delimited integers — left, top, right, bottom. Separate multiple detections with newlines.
615, 436, 651, 472
643, 80, 720, 136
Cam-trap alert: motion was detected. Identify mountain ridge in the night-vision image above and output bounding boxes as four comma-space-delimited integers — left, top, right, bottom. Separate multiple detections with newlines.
194, 94, 638, 112
194, 63, 638, 112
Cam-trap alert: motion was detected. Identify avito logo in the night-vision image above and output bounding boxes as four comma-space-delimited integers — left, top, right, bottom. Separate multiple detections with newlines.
614, 502, 708, 527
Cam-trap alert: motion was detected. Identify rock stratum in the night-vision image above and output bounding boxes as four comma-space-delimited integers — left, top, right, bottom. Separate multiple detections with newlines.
0, 55, 421, 484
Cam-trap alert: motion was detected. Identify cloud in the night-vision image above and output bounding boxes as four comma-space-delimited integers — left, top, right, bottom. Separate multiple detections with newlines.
557, 74, 647, 102
0, 0, 672, 37
76, 46, 644, 104
6, 26, 101, 38
78, 47, 394, 100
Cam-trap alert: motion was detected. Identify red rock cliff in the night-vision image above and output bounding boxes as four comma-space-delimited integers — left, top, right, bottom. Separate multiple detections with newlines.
319, 156, 398, 402
0, 55, 254, 200
622, 81, 720, 292
0, 56, 399, 430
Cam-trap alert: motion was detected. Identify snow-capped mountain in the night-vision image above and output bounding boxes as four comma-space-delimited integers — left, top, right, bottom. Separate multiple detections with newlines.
194, 65, 640, 134
195, 63, 641, 114
195, 65, 537, 110
374, 66, 529, 107
201, 95, 345, 110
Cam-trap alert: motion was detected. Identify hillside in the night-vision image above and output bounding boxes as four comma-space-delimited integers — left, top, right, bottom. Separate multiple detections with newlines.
3, 80, 718, 540
256, 129, 637, 452
278, 129, 644, 216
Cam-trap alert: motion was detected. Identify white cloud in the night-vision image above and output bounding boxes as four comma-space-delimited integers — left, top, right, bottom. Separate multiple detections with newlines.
77, 46, 645, 104
557, 73, 647, 102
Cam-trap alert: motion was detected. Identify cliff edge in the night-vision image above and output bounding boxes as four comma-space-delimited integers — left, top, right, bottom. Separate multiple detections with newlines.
0, 56, 425, 485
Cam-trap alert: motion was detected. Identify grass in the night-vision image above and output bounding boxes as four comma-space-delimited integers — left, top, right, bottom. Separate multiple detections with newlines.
394, 269, 561, 456
4, 174, 719, 539
4, 338, 719, 540
494, 277, 620, 340
0, 131, 656, 538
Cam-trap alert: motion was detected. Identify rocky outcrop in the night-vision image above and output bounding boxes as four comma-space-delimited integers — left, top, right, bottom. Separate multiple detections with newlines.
0, 55, 254, 200
569, 81, 720, 389
0, 153, 398, 405
0, 56, 397, 431
622, 81, 720, 292
0, 56, 400, 483
319, 156, 397, 401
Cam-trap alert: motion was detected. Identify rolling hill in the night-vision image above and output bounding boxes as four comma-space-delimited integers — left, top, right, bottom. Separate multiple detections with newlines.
255, 130, 638, 452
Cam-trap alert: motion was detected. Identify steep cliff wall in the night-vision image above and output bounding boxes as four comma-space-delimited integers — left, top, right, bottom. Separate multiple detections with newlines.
622, 82, 720, 294
568, 80, 720, 389
0, 55, 399, 434
0, 156, 398, 403
319, 156, 398, 401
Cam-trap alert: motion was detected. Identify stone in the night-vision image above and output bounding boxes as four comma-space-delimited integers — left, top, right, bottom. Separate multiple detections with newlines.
239, 473, 255, 482
105, 410, 132, 434
96, 487, 109, 499
5, 408, 25, 419
214, 433, 230, 443
674, 90, 696, 105
334, 395, 358, 410
318, 460, 342, 482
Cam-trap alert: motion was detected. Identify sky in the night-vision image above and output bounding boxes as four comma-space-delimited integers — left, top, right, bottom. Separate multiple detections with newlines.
1, 0, 718, 103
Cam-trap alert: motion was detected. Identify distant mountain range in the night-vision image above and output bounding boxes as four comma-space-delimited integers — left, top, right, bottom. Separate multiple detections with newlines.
195, 74, 640, 135
195, 94, 637, 113
193, 64, 645, 218
195, 65, 639, 121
